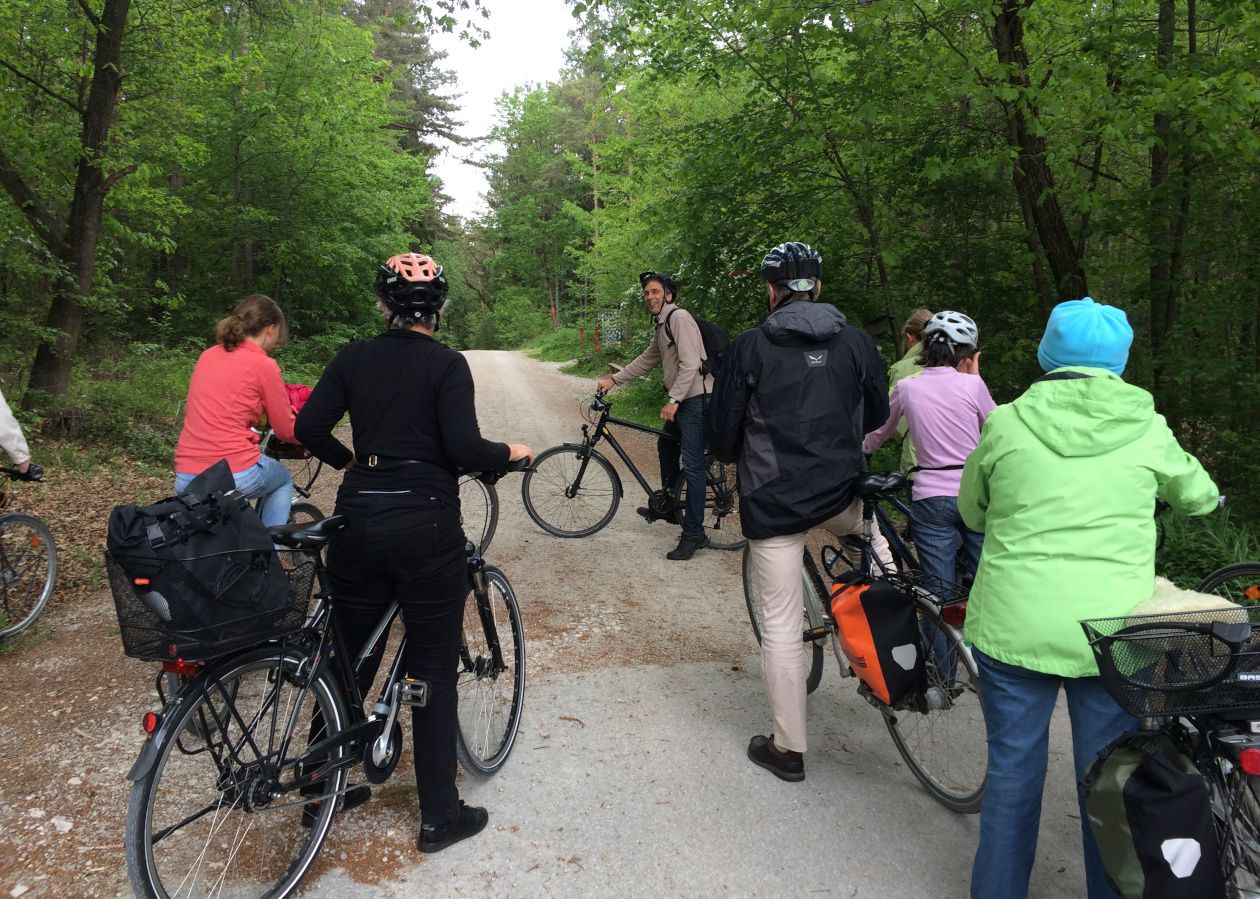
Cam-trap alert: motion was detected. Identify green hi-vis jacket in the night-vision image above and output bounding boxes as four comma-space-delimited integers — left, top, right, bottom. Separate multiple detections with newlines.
958, 367, 1219, 677
886, 343, 923, 473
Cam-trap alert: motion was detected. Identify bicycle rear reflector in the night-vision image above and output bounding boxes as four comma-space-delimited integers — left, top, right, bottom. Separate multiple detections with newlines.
142, 712, 161, 734
1238, 748, 1260, 776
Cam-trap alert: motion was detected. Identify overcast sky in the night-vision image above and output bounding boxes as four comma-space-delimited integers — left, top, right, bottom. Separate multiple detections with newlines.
429, 0, 576, 220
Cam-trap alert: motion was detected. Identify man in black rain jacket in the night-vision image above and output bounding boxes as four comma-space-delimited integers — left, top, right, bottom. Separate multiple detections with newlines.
707, 241, 888, 782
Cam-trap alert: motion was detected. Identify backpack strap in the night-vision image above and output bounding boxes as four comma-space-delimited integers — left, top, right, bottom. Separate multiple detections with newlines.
662, 306, 678, 348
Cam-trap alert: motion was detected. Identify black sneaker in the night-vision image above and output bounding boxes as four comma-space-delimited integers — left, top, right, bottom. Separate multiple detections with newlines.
747, 734, 805, 782
418, 801, 489, 853
300, 783, 371, 829
666, 533, 709, 561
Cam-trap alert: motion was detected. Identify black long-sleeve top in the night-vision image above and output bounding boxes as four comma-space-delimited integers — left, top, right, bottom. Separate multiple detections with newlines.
295, 329, 509, 505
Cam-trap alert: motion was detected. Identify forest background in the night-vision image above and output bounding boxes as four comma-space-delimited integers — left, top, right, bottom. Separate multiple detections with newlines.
2, 0, 1258, 580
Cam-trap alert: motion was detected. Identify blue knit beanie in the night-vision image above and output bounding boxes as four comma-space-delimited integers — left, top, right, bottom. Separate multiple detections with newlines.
1037, 297, 1133, 375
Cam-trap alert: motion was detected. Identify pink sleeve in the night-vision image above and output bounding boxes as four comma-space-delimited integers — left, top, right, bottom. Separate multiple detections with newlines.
259, 357, 297, 443
863, 381, 905, 454
975, 378, 997, 425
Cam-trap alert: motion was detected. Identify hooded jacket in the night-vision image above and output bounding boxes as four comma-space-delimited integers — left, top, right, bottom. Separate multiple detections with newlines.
886, 342, 924, 473
707, 300, 888, 539
958, 367, 1219, 677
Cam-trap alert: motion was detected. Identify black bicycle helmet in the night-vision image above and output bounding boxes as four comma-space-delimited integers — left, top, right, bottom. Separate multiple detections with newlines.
759, 242, 822, 292
639, 270, 677, 299
376, 252, 449, 318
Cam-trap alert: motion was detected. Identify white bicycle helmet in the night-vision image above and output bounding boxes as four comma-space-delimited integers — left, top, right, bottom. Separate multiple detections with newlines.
924, 310, 978, 348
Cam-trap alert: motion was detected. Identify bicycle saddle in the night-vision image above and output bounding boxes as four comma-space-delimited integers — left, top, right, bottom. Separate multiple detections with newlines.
269, 515, 348, 549
854, 471, 907, 498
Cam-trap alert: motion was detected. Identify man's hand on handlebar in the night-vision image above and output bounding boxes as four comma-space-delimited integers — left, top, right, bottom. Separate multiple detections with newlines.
595, 376, 615, 393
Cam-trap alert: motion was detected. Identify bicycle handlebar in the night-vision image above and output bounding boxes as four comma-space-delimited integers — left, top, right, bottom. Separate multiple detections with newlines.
461, 457, 531, 485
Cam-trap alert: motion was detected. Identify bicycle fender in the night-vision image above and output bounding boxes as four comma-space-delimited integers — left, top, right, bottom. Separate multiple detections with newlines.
556, 443, 624, 498
127, 736, 161, 781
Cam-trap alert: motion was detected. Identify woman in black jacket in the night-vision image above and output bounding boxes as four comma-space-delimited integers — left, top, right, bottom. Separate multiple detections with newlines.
295, 252, 531, 852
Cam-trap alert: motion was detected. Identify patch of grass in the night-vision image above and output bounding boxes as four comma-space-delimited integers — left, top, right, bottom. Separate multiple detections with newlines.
1159, 508, 1260, 589
596, 378, 670, 429
521, 326, 586, 362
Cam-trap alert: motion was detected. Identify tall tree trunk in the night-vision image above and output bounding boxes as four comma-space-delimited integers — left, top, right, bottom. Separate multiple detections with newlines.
991, 0, 1087, 301
1149, 0, 1193, 408
22, 0, 132, 400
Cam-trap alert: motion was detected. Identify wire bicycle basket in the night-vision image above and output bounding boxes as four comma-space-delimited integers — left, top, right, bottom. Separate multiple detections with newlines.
1083, 606, 1260, 718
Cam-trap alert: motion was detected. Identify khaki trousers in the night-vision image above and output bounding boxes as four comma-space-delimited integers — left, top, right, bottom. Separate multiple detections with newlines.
747, 499, 895, 753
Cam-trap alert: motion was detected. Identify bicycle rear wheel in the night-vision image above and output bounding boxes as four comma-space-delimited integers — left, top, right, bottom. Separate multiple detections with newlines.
521, 445, 620, 538
1197, 562, 1260, 606
456, 565, 525, 776
126, 647, 348, 899
0, 513, 57, 639
672, 458, 746, 550
883, 593, 986, 813
1215, 755, 1260, 895
742, 546, 825, 694
288, 501, 324, 525
459, 475, 499, 555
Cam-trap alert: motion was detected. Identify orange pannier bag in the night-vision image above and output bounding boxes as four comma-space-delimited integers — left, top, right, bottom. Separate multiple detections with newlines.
830, 574, 926, 706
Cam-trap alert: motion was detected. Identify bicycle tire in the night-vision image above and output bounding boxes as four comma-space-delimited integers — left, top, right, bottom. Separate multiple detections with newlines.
672, 460, 746, 550
741, 545, 824, 694
456, 565, 525, 775
883, 591, 987, 814
459, 475, 499, 555
0, 513, 57, 639
1197, 562, 1260, 606
521, 445, 620, 538
126, 646, 349, 899
1214, 752, 1260, 894
288, 501, 325, 525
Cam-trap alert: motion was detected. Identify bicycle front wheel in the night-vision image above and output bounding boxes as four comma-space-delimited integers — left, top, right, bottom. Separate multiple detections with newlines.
126, 648, 348, 899
521, 446, 620, 538
457, 565, 525, 775
459, 475, 499, 555
883, 594, 986, 814
0, 513, 57, 639
741, 546, 825, 694
1197, 562, 1260, 606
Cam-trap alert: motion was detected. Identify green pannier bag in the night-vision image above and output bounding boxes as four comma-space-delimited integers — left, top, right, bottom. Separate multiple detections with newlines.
1080, 731, 1223, 898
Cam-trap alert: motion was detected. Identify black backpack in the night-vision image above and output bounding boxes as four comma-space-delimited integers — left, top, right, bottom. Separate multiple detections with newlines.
663, 307, 731, 377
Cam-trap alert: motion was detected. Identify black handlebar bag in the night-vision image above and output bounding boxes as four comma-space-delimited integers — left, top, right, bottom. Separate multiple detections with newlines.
105, 459, 291, 660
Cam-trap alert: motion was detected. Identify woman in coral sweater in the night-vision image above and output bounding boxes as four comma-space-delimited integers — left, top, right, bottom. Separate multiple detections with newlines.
174, 294, 296, 527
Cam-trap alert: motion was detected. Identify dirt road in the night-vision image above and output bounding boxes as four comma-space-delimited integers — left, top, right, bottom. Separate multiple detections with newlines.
0, 350, 1089, 897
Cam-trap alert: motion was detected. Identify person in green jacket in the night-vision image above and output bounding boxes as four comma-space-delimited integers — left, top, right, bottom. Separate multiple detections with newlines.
959, 297, 1220, 899
885, 308, 932, 472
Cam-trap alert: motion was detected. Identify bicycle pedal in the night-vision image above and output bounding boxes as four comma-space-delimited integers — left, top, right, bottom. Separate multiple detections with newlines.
398, 678, 429, 708
803, 625, 830, 641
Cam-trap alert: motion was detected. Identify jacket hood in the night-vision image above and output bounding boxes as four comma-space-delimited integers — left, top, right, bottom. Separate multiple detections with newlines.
1012, 368, 1154, 457
762, 301, 847, 344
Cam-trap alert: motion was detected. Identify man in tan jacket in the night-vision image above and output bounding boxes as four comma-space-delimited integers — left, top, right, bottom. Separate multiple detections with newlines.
596, 271, 712, 560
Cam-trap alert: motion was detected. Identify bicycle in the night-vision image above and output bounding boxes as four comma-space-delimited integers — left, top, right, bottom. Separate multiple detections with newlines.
114, 465, 526, 899
0, 465, 57, 640
741, 470, 987, 813
1083, 606, 1260, 894
521, 389, 745, 549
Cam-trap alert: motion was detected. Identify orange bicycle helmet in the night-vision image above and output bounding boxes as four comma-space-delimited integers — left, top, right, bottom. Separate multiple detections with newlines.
376, 252, 449, 319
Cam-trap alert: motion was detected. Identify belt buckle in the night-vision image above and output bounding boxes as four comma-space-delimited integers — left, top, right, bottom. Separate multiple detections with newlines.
367, 454, 379, 469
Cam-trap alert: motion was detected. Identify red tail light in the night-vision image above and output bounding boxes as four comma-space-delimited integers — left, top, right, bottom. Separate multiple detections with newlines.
142, 711, 161, 734
161, 659, 202, 677
942, 603, 968, 628
1239, 748, 1260, 776
133, 577, 151, 587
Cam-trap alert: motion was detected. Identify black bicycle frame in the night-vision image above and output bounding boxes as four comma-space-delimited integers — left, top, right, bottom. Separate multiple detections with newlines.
859, 493, 920, 577
578, 400, 679, 500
